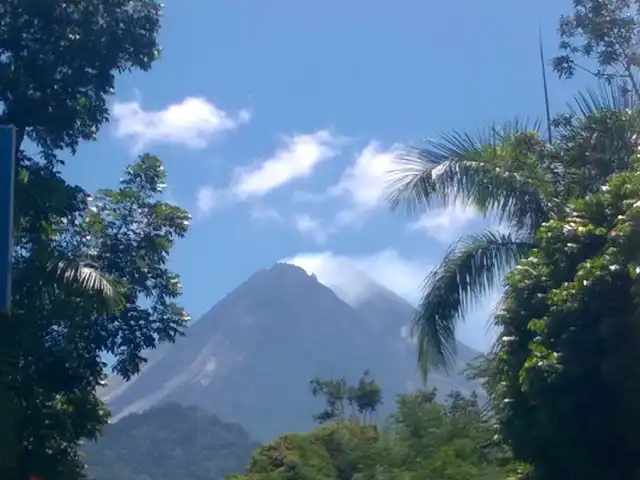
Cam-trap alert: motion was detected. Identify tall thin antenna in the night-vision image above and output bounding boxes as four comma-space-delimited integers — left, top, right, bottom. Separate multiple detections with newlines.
539, 24, 553, 144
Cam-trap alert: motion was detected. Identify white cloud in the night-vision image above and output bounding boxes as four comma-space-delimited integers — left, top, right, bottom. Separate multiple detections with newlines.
230, 131, 339, 199
195, 186, 222, 216
250, 205, 285, 223
194, 130, 340, 219
286, 141, 479, 244
291, 190, 328, 204
294, 214, 328, 245
284, 249, 500, 352
112, 97, 250, 152
330, 141, 401, 211
325, 142, 402, 233
285, 249, 429, 305
285, 142, 401, 241
409, 201, 478, 242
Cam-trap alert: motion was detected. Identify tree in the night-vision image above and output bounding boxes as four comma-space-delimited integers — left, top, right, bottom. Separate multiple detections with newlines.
350, 370, 383, 424
383, 389, 516, 479
387, 124, 559, 373
0, 2, 174, 477
388, 88, 640, 376
310, 377, 350, 424
387, 1, 640, 376
0, 0, 162, 157
231, 385, 517, 480
387, 114, 577, 373
0, 155, 190, 479
310, 371, 383, 425
1, 0, 165, 307
553, 0, 640, 99
490, 161, 640, 478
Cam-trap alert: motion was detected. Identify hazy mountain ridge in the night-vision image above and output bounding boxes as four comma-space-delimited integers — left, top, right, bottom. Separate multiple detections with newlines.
85, 403, 259, 480
101, 263, 483, 441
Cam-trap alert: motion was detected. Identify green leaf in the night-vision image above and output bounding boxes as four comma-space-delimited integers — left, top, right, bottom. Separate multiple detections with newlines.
48, 260, 122, 310
388, 120, 552, 235
413, 231, 534, 375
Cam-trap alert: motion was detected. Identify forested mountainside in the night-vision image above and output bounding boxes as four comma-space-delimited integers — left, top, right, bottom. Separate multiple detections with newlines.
84, 403, 259, 480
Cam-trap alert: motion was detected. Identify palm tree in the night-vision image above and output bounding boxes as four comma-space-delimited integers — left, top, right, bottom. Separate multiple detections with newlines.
389, 84, 640, 377
48, 259, 122, 310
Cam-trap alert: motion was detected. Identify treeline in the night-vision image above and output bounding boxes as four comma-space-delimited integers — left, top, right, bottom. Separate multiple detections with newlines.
84, 373, 519, 480
228, 373, 522, 480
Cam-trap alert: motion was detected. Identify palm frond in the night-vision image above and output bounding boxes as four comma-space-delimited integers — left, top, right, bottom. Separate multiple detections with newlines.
412, 230, 534, 378
569, 81, 639, 117
388, 121, 550, 234
48, 260, 122, 309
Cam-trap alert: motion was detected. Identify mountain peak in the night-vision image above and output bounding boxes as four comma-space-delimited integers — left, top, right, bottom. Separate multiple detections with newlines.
248, 262, 319, 288
101, 262, 483, 441
270, 261, 316, 279
282, 259, 399, 308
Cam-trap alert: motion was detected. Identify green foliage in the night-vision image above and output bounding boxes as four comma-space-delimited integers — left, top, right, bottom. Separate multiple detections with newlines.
233, 377, 516, 480
379, 390, 515, 480
389, 89, 640, 374
79, 154, 191, 379
0, 0, 163, 156
412, 231, 535, 373
388, 0, 640, 376
389, 6, 640, 472
84, 403, 260, 480
0, 1, 177, 476
551, 88, 640, 203
0, 155, 190, 479
491, 157, 640, 478
553, 0, 640, 97
245, 431, 342, 479
310, 371, 383, 424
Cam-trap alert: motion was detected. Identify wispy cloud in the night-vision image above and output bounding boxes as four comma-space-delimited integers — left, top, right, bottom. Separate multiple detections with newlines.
285, 249, 430, 306
408, 201, 479, 242
230, 131, 339, 199
250, 205, 285, 223
195, 130, 340, 218
330, 141, 401, 211
285, 249, 498, 352
294, 214, 328, 245
112, 96, 250, 152
290, 142, 401, 242
195, 186, 222, 217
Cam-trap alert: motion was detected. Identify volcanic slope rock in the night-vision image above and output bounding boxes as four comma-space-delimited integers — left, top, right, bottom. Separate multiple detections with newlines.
101, 263, 482, 441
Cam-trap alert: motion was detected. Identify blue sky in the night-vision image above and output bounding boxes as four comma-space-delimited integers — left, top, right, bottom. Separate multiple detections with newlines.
64, 0, 590, 352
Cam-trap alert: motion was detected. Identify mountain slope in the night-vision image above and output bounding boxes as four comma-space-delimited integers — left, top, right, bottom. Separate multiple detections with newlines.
84, 403, 259, 480
101, 263, 482, 441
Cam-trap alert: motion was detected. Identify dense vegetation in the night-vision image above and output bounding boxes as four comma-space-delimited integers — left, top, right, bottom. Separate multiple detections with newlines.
84, 404, 259, 480
491, 163, 640, 478
388, 1, 640, 478
84, 377, 514, 480
0, 2, 189, 479
229, 374, 519, 480
3, 0, 640, 478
